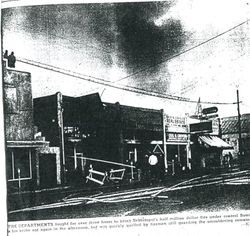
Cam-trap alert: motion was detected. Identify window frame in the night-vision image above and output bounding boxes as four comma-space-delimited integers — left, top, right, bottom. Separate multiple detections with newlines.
7, 149, 32, 182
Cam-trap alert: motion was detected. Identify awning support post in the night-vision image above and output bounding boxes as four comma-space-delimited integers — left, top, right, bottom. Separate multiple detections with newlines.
74, 144, 77, 169
130, 161, 134, 179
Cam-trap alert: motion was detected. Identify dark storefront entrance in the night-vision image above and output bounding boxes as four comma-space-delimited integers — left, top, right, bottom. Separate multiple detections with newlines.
167, 144, 187, 174
39, 154, 57, 188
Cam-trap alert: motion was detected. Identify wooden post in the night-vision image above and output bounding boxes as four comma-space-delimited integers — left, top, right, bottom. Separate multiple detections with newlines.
57, 92, 66, 184
172, 160, 175, 176
131, 161, 134, 179
134, 147, 137, 163
161, 109, 168, 172
11, 150, 15, 180
74, 144, 77, 169
18, 168, 21, 190
186, 114, 192, 170
177, 144, 180, 162
81, 158, 84, 172
35, 151, 40, 187
237, 89, 243, 166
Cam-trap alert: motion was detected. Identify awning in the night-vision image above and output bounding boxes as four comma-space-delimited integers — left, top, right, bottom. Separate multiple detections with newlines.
7, 140, 50, 148
198, 135, 233, 149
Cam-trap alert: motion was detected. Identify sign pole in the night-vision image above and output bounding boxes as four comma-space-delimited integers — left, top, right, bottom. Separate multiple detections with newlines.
161, 109, 168, 172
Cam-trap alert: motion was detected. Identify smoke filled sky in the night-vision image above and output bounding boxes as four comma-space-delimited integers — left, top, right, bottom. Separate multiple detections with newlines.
2, 0, 250, 116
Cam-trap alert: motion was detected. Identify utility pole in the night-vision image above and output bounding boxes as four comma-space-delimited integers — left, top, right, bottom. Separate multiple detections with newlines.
57, 92, 66, 184
161, 109, 168, 172
237, 89, 242, 166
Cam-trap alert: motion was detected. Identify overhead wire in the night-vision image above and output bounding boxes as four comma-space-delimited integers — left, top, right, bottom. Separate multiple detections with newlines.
17, 57, 237, 105
156, 20, 249, 97
17, 57, 190, 101
115, 19, 249, 83
11, 18, 248, 105
86, 19, 249, 103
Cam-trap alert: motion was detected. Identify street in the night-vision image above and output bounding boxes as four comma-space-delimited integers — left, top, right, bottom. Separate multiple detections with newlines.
8, 169, 250, 221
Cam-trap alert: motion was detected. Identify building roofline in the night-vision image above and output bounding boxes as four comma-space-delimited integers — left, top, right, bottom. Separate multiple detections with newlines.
103, 102, 162, 113
34, 92, 100, 100
221, 113, 250, 120
3, 59, 31, 75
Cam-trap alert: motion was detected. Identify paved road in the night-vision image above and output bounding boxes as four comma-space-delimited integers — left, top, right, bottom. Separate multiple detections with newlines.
8, 170, 250, 221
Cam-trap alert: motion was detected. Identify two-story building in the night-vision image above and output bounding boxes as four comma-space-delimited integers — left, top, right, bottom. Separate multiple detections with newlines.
33, 92, 192, 181
3, 59, 60, 191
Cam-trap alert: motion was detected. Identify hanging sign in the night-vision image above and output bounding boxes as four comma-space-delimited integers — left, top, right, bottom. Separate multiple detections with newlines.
190, 121, 213, 133
202, 106, 218, 115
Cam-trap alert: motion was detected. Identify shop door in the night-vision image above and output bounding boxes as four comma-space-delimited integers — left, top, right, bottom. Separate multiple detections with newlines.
167, 144, 187, 174
39, 154, 57, 188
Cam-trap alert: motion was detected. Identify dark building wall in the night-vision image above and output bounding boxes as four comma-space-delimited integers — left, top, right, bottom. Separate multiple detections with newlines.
104, 102, 163, 132
33, 94, 60, 146
33, 93, 104, 147
33, 93, 164, 168
102, 103, 164, 164
3, 63, 34, 141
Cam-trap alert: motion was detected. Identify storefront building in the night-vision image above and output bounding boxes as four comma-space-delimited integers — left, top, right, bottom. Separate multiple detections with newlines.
190, 118, 232, 170
3, 60, 58, 191
221, 114, 250, 164
33, 93, 167, 181
33, 92, 195, 181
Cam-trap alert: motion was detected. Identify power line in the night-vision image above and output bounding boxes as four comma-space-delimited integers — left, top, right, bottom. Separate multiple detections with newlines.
17, 57, 188, 100
54, 19, 249, 98
115, 19, 249, 83
17, 57, 189, 101
177, 53, 249, 96
1, 0, 20, 3
17, 57, 237, 105
6, 16, 248, 105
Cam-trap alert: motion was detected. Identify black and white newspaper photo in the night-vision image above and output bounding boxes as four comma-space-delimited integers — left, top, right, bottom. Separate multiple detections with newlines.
1, 0, 250, 235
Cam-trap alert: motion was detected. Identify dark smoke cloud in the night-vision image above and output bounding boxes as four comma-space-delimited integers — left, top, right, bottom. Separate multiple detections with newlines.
3, 2, 188, 94
19, 4, 115, 49
115, 2, 187, 75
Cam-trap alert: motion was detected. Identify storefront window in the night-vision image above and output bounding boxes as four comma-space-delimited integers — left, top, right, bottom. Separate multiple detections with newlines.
7, 148, 32, 180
